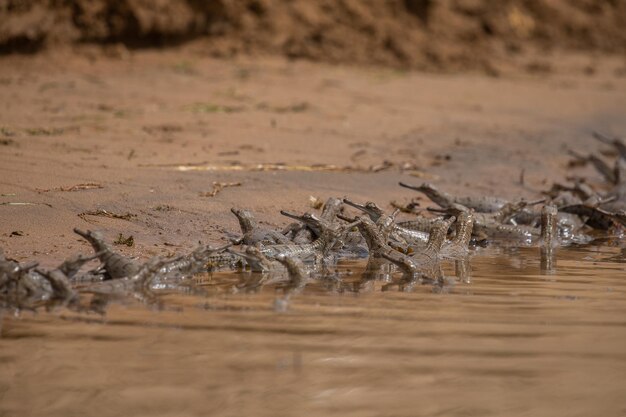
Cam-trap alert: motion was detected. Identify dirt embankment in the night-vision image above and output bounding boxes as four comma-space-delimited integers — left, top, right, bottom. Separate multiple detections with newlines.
2, 0, 626, 71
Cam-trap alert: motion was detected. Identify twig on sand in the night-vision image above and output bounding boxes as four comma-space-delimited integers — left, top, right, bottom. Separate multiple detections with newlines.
78, 209, 136, 222
0, 202, 52, 207
199, 182, 242, 197
390, 200, 422, 214
36, 183, 103, 193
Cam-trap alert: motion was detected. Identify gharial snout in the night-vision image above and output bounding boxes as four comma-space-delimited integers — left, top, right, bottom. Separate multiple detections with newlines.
279, 210, 303, 221
73, 228, 104, 244
73, 228, 90, 240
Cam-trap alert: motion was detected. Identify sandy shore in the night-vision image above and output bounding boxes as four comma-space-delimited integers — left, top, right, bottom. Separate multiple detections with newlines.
1, 49, 625, 265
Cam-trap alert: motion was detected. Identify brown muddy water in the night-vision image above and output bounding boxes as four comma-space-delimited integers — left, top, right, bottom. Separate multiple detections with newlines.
1, 244, 626, 417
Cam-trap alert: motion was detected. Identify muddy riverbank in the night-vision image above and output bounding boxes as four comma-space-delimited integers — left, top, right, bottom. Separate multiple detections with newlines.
1, 17, 626, 415
1, 50, 626, 264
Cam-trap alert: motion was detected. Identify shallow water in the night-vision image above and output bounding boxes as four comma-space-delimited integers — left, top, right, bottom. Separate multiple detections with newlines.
1, 244, 626, 417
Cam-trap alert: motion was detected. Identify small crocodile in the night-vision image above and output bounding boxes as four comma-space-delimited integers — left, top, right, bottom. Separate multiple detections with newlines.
560, 200, 617, 230
281, 210, 365, 253
228, 245, 276, 273
74, 228, 141, 279
231, 208, 292, 245
82, 256, 178, 313
540, 205, 558, 248
275, 254, 309, 290
432, 203, 538, 244
259, 218, 363, 263
412, 216, 455, 265
343, 199, 429, 246
291, 197, 343, 243
399, 182, 508, 213
282, 197, 344, 244
342, 215, 429, 278
600, 208, 626, 228
380, 217, 454, 285
593, 131, 626, 159
0, 258, 50, 310
573, 151, 617, 185
57, 252, 101, 279
472, 221, 536, 243
571, 134, 626, 203
440, 211, 474, 260
35, 267, 79, 308
395, 215, 439, 235
320, 197, 344, 221
158, 243, 233, 276
30, 253, 100, 308
280, 210, 327, 240
282, 216, 316, 244
539, 204, 559, 273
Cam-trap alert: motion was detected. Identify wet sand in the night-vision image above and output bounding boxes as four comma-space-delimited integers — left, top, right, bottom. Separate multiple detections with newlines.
1, 50, 625, 264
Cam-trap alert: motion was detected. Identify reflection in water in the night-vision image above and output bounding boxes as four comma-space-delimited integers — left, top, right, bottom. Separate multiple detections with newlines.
540, 247, 557, 275
361, 257, 393, 282
455, 258, 471, 283
2, 245, 626, 417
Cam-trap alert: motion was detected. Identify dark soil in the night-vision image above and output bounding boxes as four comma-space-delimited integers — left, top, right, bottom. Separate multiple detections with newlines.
2, 0, 626, 71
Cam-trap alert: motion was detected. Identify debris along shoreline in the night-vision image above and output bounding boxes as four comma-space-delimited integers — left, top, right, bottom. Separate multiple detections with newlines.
1, 132, 625, 315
